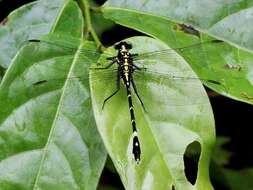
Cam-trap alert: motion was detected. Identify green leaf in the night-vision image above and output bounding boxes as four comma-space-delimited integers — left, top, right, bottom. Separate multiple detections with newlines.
90, 36, 215, 190
0, 0, 64, 68
103, 0, 253, 51
102, 1, 253, 105
0, 1, 106, 189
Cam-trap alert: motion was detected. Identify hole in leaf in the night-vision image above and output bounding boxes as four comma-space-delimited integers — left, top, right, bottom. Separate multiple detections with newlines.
171, 184, 176, 190
183, 141, 201, 185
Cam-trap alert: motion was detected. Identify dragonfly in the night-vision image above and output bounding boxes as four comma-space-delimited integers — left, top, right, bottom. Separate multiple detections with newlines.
13, 36, 228, 164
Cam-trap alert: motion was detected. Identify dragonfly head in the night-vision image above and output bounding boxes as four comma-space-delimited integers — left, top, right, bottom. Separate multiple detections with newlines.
115, 41, 132, 51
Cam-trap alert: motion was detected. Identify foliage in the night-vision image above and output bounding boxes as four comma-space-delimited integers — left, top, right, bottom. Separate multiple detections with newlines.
0, 0, 252, 190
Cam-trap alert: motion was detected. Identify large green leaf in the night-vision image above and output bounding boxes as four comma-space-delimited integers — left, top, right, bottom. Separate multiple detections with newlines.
102, 0, 253, 105
103, 0, 253, 51
90, 36, 215, 190
0, 1, 106, 189
0, 0, 64, 68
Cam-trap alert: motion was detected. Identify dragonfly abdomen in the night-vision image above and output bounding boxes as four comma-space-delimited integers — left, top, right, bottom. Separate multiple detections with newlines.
126, 85, 141, 164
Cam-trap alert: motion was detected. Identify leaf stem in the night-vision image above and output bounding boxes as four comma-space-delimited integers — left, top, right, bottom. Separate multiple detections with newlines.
78, 0, 105, 50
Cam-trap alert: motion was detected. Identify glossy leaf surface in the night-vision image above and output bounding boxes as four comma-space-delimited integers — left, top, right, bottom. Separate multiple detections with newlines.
0, 0, 64, 68
103, 0, 253, 51
0, 1, 106, 189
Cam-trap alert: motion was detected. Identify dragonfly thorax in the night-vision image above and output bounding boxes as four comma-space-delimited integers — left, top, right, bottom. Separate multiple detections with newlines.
114, 43, 132, 67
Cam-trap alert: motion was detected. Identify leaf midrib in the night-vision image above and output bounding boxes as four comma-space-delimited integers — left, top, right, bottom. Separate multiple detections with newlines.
32, 41, 84, 190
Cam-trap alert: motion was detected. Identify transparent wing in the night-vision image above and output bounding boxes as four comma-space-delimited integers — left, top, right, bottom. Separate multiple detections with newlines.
132, 40, 223, 61
25, 35, 227, 75
26, 68, 214, 109
25, 36, 241, 84
1, 36, 219, 140
24, 34, 115, 59
8, 36, 228, 115
131, 39, 224, 78
26, 36, 219, 60
127, 39, 242, 98
134, 70, 211, 108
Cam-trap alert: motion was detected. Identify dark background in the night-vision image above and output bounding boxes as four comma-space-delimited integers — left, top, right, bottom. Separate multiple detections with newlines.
1, 0, 252, 189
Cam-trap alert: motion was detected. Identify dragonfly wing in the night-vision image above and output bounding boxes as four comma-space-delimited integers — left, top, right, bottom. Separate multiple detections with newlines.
132, 40, 225, 76
26, 34, 115, 59
132, 39, 233, 94
0, 38, 97, 128
132, 40, 224, 61
18, 69, 118, 112
133, 61, 211, 109
1, 37, 119, 116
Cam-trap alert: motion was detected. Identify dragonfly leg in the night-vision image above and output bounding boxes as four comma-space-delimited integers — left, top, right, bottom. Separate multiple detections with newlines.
132, 64, 143, 70
132, 62, 147, 71
102, 69, 120, 109
106, 56, 117, 60
92, 59, 116, 70
131, 78, 147, 112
